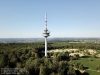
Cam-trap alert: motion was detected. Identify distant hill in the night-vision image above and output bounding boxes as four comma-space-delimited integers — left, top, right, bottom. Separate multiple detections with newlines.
0, 38, 100, 43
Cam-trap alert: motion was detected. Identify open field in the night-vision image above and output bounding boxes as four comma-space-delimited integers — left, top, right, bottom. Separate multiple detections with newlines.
48, 48, 100, 75
70, 56, 100, 75
86, 70, 100, 75
48, 49, 78, 52
71, 56, 100, 69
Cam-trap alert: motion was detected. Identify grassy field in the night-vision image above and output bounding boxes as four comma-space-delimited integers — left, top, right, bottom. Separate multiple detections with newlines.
86, 70, 100, 75
70, 55, 100, 75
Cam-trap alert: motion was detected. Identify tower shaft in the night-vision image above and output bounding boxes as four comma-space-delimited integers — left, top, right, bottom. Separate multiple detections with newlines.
45, 37, 47, 57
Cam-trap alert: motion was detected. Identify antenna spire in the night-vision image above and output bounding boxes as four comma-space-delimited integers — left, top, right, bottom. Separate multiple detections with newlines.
45, 13, 47, 29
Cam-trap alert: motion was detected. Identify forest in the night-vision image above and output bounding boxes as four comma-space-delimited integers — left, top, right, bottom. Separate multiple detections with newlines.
0, 42, 100, 75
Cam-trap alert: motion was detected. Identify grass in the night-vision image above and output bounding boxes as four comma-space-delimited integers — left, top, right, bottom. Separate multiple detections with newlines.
70, 55, 100, 75
86, 70, 100, 75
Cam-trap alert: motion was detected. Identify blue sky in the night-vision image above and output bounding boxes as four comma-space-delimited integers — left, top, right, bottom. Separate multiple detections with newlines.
0, 0, 100, 38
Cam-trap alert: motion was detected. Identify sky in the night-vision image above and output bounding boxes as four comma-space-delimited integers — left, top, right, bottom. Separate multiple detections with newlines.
0, 0, 100, 38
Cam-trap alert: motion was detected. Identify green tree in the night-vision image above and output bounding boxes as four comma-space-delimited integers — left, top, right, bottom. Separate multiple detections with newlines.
96, 65, 100, 71
79, 64, 84, 70
39, 65, 49, 75
0, 54, 7, 68
25, 58, 35, 75
67, 66, 76, 75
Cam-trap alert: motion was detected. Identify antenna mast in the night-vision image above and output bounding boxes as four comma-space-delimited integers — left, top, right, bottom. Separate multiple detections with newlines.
45, 13, 47, 29
42, 13, 50, 57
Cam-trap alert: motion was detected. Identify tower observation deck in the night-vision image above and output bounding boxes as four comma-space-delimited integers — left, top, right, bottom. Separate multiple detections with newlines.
42, 13, 50, 57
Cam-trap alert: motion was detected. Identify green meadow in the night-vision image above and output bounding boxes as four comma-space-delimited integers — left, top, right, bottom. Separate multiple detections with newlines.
70, 55, 100, 75
86, 70, 100, 75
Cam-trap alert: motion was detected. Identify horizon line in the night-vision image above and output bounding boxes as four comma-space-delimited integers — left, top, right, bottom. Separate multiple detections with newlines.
0, 37, 100, 39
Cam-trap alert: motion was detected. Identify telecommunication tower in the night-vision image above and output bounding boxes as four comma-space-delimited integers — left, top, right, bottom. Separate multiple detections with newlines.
42, 13, 50, 57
